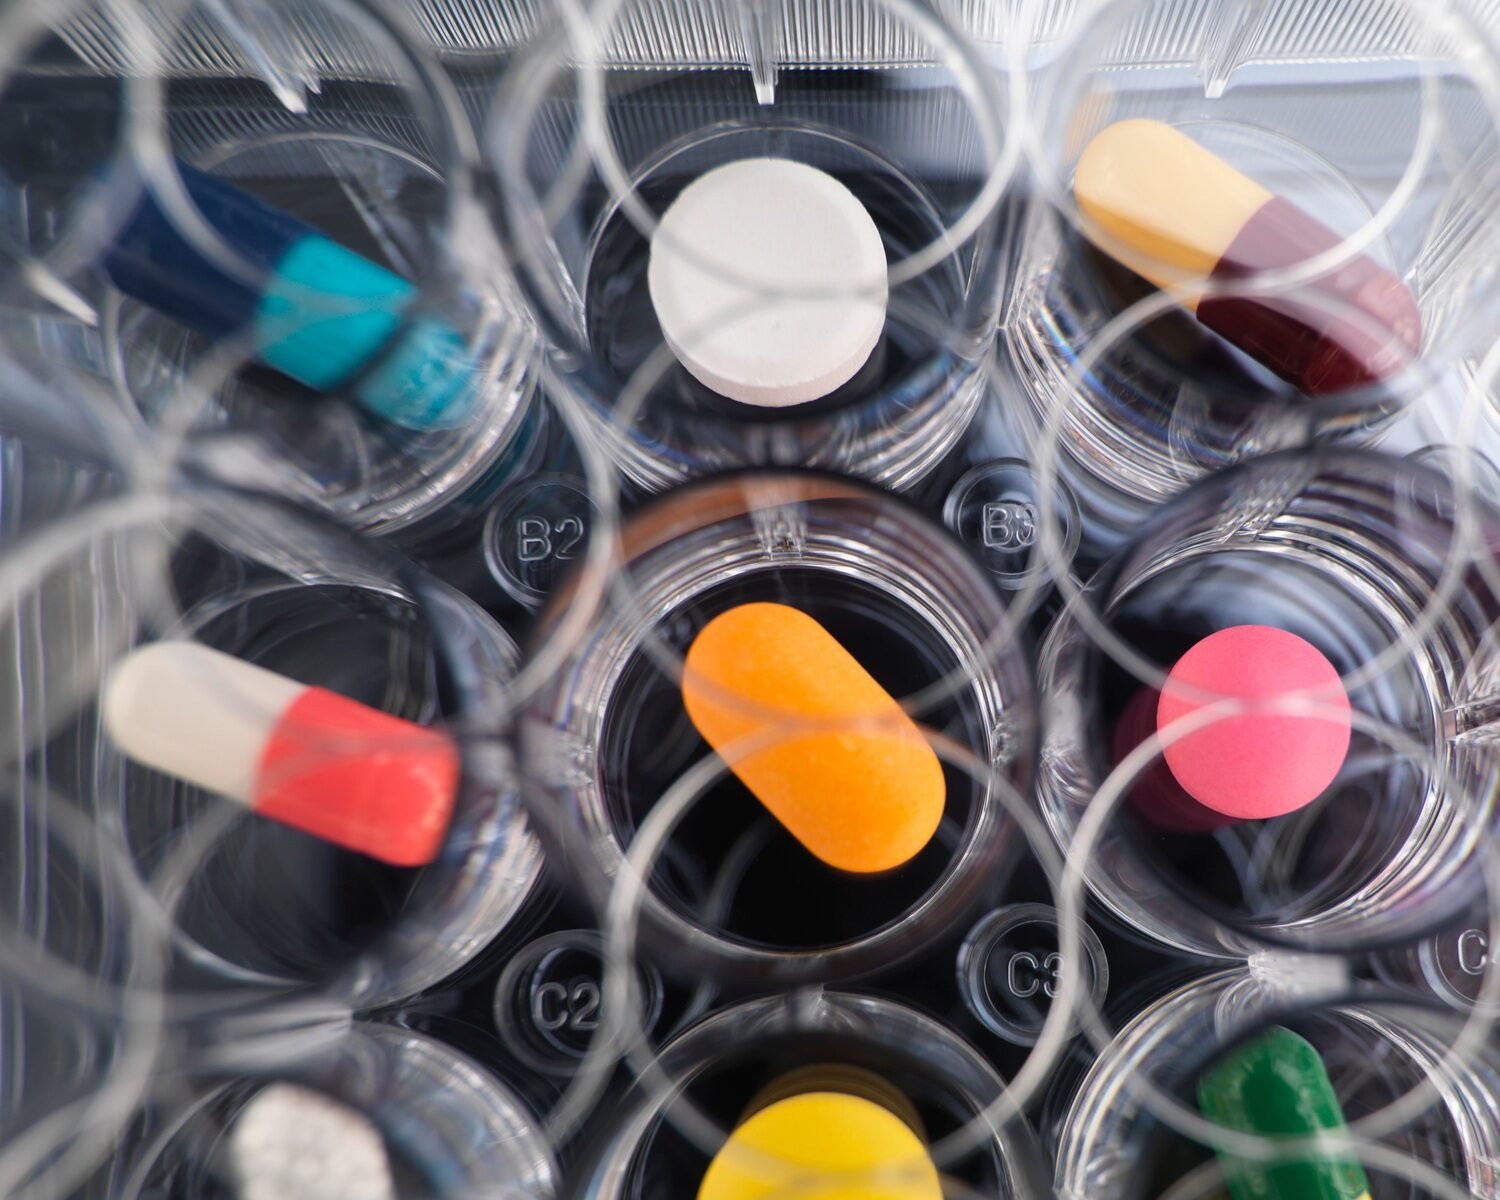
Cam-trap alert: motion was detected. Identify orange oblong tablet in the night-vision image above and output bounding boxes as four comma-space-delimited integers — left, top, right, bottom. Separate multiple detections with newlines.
681, 602, 944, 873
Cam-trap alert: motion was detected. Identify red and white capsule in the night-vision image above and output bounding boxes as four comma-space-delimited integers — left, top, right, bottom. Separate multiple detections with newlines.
102, 641, 459, 866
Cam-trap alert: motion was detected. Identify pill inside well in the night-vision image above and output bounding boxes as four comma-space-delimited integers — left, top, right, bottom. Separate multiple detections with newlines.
1096, 551, 1431, 926
1197, 1026, 1372, 1200
682, 601, 944, 874
231, 1084, 396, 1200
103, 640, 459, 867
632, 1024, 1008, 1197
1156, 624, 1351, 822
648, 158, 889, 407
698, 1090, 942, 1200
601, 572, 983, 949
1073, 118, 1421, 394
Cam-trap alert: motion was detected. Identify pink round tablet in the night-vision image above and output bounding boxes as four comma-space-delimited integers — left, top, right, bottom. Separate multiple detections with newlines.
1156, 625, 1351, 821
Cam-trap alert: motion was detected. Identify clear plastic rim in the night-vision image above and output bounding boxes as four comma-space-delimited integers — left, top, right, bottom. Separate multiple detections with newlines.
61, 480, 544, 1008
1003, 202, 1406, 511
1042, 698, 1500, 1162
1017, 274, 1441, 592
104, 1021, 558, 1200
1037, 576, 1491, 956
521, 119, 992, 495
541, 725, 1085, 1165
568, 990, 1044, 1199
1024, 273, 1487, 713
93, 0, 537, 536
1025, 0, 1500, 395
0, 777, 170, 1200
0, 0, 174, 296
519, 470, 1038, 989
1053, 968, 1500, 1200
111, 0, 485, 309
97, 130, 539, 538
483, 0, 1024, 491
489, 0, 1018, 308
593, 467, 1035, 726
1011, 0, 1500, 539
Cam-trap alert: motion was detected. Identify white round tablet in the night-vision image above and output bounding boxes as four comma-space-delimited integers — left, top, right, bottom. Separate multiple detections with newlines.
232, 1084, 395, 1200
647, 157, 888, 408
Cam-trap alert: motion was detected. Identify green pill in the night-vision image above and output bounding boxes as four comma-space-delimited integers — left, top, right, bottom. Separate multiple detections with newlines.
1197, 1026, 1372, 1200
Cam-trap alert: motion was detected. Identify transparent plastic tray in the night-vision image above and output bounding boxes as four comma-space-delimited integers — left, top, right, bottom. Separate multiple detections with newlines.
2, 1, 1500, 1198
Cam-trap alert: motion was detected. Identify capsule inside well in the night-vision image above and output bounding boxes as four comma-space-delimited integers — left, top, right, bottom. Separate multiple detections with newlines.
681, 601, 945, 874
1073, 118, 1422, 394
1198, 1026, 1372, 1200
602, 571, 984, 949
102, 585, 454, 982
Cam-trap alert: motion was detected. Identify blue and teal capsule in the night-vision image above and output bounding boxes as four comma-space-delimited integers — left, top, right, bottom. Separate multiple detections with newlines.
103, 162, 476, 431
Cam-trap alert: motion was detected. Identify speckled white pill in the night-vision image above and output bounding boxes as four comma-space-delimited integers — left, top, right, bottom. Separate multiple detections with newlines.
647, 157, 888, 408
231, 1084, 395, 1200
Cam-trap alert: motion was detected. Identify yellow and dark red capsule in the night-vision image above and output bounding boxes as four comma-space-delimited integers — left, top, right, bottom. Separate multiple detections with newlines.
1074, 119, 1422, 395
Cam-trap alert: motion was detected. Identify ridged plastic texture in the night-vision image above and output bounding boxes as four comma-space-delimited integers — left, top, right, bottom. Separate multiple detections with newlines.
56, 0, 1496, 71
163, 82, 437, 171
57, 0, 394, 82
